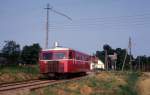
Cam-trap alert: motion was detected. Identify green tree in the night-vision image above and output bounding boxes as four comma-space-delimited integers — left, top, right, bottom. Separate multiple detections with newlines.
103, 44, 114, 54
134, 55, 150, 71
2, 41, 20, 64
21, 43, 41, 64
96, 44, 133, 70
96, 50, 105, 63
115, 48, 131, 70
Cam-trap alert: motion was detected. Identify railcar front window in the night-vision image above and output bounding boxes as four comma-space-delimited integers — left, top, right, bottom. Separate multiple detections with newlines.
54, 53, 66, 59
42, 53, 52, 60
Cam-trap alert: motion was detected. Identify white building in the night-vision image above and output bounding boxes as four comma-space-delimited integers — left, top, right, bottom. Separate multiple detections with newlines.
95, 60, 105, 70
90, 59, 105, 70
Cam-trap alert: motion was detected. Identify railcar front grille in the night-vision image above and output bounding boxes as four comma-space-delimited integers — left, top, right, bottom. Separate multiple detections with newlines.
47, 61, 59, 72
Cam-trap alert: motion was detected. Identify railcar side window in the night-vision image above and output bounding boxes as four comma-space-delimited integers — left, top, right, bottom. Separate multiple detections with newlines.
76, 55, 80, 60
42, 53, 52, 60
85, 56, 89, 61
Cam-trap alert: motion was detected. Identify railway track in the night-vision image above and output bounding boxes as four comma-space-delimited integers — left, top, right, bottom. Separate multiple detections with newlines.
0, 79, 56, 92
0, 79, 41, 88
0, 75, 89, 95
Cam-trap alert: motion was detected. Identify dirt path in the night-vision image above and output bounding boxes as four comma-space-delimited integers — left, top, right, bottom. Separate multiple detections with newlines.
137, 72, 150, 95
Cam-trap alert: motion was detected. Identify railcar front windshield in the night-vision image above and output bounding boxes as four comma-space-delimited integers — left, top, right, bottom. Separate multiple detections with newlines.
53, 52, 66, 59
42, 52, 53, 60
41, 52, 66, 60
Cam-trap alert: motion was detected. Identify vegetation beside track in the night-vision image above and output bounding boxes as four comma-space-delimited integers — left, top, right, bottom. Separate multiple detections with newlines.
0, 65, 39, 84
29, 71, 140, 95
117, 72, 140, 95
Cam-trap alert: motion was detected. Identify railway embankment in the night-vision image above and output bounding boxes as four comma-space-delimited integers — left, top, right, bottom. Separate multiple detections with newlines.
0, 65, 39, 84
136, 72, 150, 95
0, 66, 149, 95
29, 71, 141, 95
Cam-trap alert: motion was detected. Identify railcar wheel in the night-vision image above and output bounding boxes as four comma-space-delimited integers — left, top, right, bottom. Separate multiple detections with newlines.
55, 73, 68, 80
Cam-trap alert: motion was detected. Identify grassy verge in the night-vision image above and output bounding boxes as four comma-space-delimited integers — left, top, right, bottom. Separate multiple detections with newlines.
0, 65, 39, 75
118, 72, 140, 95
29, 71, 140, 95
0, 65, 39, 83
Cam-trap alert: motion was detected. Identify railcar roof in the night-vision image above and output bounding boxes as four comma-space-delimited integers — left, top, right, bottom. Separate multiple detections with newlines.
42, 47, 91, 56
42, 47, 73, 51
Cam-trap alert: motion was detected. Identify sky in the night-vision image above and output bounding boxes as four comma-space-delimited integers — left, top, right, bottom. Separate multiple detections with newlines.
0, 0, 150, 56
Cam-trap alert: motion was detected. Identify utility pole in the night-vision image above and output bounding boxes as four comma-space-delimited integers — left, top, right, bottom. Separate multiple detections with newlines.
105, 50, 108, 71
128, 36, 132, 71
122, 49, 127, 71
44, 3, 72, 49
138, 56, 141, 71
44, 4, 51, 49
122, 37, 133, 72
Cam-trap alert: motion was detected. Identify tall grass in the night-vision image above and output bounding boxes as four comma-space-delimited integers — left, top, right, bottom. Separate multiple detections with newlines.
118, 72, 139, 95
0, 64, 39, 75
28, 72, 140, 95
0, 64, 40, 83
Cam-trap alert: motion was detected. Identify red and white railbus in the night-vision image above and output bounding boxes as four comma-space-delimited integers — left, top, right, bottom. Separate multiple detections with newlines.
39, 47, 91, 77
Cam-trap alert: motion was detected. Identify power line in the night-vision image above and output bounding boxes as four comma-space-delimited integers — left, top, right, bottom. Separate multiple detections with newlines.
49, 22, 150, 28
48, 22, 150, 30
48, 16, 150, 29
46, 13, 150, 32
44, 3, 72, 49
50, 17, 150, 25
50, 13, 150, 24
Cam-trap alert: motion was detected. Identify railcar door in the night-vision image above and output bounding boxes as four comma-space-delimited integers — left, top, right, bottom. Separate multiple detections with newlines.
68, 50, 76, 72
69, 50, 75, 64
